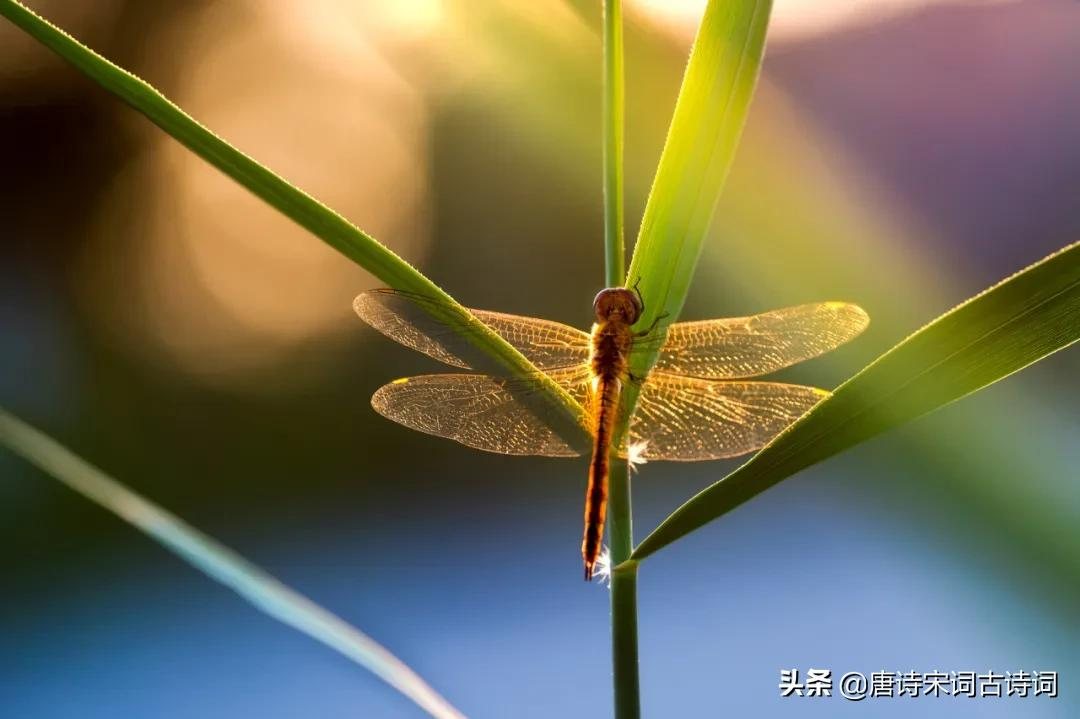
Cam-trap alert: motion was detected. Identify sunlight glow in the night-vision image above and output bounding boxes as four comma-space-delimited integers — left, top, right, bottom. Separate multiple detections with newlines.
626, 0, 1017, 41
79, 0, 430, 390
593, 546, 613, 588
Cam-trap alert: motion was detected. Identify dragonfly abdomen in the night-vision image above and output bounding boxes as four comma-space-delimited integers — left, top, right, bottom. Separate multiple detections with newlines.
583, 371, 621, 581
582, 317, 633, 581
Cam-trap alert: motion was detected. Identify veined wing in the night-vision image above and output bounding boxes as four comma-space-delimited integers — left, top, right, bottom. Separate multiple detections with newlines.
629, 371, 827, 462
354, 289, 591, 371
653, 302, 869, 379
371, 370, 591, 457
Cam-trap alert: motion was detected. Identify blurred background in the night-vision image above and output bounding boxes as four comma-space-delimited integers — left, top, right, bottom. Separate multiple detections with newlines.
1, 0, 1078, 716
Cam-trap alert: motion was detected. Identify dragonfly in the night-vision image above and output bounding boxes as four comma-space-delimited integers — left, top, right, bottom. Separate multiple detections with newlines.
354, 288, 869, 580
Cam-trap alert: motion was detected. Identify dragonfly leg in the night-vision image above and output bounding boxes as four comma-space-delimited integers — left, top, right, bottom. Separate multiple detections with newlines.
635, 311, 668, 337
631, 277, 645, 314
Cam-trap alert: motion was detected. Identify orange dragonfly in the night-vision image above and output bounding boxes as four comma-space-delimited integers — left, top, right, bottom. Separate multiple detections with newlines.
354, 288, 869, 580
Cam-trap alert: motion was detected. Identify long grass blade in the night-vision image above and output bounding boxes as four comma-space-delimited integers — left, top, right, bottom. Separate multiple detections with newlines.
0, 0, 586, 440
620, 0, 773, 417
633, 242, 1080, 560
0, 409, 468, 719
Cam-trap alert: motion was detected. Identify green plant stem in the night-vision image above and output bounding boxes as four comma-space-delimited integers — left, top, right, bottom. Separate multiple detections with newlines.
0, 0, 587, 443
0, 409, 466, 719
609, 567, 640, 719
603, 0, 625, 287
607, 456, 640, 719
601, 1, 638, 717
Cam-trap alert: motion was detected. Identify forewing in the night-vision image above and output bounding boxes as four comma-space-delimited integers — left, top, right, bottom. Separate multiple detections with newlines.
354, 289, 590, 370
629, 372, 827, 461
372, 373, 590, 457
653, 302, 869, 379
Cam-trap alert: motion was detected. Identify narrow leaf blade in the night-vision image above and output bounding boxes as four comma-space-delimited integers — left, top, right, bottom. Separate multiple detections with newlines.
625, 0, 773, 382
0, 0, 586, 441
0, 409, 468, 719
633, 242, 1080, 560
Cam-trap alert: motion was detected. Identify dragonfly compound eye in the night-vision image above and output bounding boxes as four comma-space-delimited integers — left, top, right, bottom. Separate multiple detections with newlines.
593, 288, 641, 323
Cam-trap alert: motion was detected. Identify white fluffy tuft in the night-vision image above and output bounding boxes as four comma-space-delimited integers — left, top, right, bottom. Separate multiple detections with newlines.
627, 440, 649, 473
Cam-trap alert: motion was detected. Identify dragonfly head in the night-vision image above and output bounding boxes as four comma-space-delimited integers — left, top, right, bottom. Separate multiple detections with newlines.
593, 287, 642, 324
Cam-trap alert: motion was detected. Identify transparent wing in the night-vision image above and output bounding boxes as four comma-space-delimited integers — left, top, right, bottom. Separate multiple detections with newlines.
653, 302, 869, 379
371, 371, 592, 457
629, 371, 828, 462
354, 289, 591, 371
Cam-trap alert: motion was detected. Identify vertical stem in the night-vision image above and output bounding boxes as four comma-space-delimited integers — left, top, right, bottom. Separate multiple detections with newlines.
603, 0, 625, 288
607, 454, 640, 719
603, 4, 638, 717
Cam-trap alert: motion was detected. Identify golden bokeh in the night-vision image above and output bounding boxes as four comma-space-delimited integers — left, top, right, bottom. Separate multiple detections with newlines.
78, 0, 434, 389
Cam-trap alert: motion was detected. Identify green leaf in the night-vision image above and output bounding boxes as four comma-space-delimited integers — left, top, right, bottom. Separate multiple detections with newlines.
0, 409, 468, 719
0, 0, 587, 445
632, 242, 1080, 561
621, 0, 773, 416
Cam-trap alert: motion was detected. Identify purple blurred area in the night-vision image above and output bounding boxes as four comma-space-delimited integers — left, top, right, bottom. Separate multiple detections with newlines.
770, 0, 1080, 276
